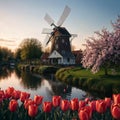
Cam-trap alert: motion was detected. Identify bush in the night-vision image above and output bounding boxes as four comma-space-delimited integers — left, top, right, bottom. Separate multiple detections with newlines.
78, 78, 87, 88
72, 77, 79, 86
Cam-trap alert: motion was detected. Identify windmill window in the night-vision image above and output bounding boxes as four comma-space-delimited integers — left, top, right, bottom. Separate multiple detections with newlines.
62, 39, 64, 43
55, 44, 58, 49
67, 58, 70, 62
62, 50, 65, 54
56, 37, 59, 40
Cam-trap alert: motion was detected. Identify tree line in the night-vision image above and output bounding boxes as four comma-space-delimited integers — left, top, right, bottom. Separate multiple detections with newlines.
0, 38, 43, 66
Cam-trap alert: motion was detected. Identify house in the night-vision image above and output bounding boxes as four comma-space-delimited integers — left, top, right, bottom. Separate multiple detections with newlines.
72, 50, 83, 65
41, 52, 49, 64
49, 50, 75, 65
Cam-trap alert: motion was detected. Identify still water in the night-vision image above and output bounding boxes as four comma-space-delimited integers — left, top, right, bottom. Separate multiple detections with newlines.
0, 68, 93, 101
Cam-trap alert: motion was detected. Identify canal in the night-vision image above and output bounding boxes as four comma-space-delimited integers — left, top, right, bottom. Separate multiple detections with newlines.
0, 68, 95, 101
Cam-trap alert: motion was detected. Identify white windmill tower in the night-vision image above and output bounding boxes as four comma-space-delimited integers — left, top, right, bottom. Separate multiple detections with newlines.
42, 6, 77, 65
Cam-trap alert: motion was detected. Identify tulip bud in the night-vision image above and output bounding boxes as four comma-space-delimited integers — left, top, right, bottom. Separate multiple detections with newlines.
79, 100, 86, 109
85, 98, 90, 104
5, 87, 14, 98
61, 99, 70, 111
34, 95, 43, 105
88, 100, 96, 111
70, 98, 79, 111
113, 94, 120, 104
43, 102, 52, 113
20, 92, 30, 102
24, 99, 34, 109
78, 106, 92, 120
96, 99, 107, 113
104, 97, 111, 108
12, 90, 21, 100
28, 104, 38, 117
9, 99, 18, 112
52, 96, 61, 107
111, 103, 120, 119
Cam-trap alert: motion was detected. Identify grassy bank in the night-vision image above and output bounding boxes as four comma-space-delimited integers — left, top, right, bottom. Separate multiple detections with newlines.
18, 64, 59, 75
33, 65, 59, 75
55, 67, 120, 96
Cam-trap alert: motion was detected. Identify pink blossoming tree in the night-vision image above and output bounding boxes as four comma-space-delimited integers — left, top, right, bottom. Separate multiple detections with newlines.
82, 16, 120, 75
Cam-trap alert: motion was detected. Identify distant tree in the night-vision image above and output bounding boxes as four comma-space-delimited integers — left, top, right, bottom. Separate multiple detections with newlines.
19, 38, 43, 63
0, 47, 14, 62
82, 16, 120, 75
14, 48, 22, 61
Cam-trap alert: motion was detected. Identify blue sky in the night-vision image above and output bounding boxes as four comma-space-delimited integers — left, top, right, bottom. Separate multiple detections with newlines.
0, 0, 120, 51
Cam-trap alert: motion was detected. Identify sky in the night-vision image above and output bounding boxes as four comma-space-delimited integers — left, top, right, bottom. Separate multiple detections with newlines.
0, 0, 120, 51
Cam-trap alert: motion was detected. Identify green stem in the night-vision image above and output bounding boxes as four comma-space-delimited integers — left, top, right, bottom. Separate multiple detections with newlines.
10, 112, 14, 120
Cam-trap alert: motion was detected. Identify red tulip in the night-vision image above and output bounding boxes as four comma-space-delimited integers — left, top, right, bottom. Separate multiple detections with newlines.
20, 92, 30, 102
85, 98, 90, 104
88, 100, 96, 111
28, 104, 38, 117
111, 103, 120, 119
6, 87, 14, 94
24, 99, 34, 109
0, 90, 4, 98
52, 96, 61, 107
70, 98, 79, 111
43, 102, 52, 113
0, 98, 3, 103
34, 95, 43, 105
79, 100, 86, 109
78, 106, 92, 120
96, 99, 107, 113
5, 87, 14, 98
104, 97, 111, 108
113, 94, 120, 104
61, 99, 70, 112
0, 90, 5, 100
12, 90, 21, 100
9, 99, 18, 112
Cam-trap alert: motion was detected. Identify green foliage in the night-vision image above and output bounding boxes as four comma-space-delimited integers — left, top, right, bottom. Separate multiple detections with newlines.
19, 38, 42, 62
55, 67, 120, 95
14, 48, 21, 61
0, 47, 14, 62
37, 65, 59, 75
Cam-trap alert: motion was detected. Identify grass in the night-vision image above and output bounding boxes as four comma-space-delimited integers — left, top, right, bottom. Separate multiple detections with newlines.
55, 67, 120, 97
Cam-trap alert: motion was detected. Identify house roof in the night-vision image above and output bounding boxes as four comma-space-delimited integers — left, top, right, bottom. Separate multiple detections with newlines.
41, 52, 49, 60
54, 27, 71, 37
48, 50, 62, 58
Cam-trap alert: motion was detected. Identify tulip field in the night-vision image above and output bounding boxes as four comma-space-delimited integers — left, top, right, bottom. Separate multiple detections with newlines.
0, 87, 120, 120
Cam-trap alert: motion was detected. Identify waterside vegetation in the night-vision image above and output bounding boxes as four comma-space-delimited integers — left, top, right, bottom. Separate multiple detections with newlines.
55, 67, 120, 97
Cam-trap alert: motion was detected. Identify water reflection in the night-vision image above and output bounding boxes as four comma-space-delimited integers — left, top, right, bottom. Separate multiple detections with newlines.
20, 72, 42, 90
0, 68, 87, 101
0, 67, 14, 80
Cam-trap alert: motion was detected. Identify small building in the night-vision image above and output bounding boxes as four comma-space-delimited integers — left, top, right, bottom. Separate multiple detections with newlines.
41, 52, 49, 64
49, 50, 75, 65
72, 50, 83, 65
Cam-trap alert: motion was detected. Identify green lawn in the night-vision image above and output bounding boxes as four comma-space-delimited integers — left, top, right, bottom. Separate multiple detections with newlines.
55, 67, 120, 96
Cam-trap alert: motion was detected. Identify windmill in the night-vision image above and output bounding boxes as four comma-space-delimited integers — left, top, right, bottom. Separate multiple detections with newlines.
42, 6, 77, 65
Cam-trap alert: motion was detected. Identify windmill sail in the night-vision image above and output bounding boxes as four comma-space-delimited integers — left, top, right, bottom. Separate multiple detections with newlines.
57, 5, 71, 26
44, 14, 54, 26
42, 28, 53, 34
